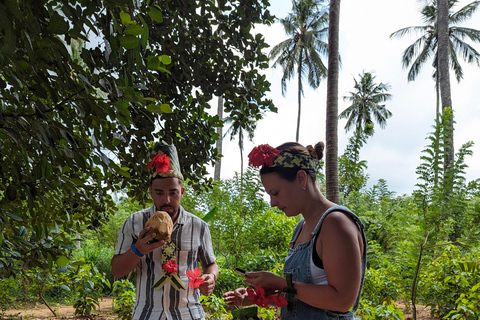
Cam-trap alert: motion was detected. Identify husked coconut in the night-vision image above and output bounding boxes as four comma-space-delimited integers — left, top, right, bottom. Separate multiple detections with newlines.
144, 211, 173, 242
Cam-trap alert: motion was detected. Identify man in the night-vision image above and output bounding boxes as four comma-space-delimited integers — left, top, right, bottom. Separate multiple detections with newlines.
111, 142, 218, 320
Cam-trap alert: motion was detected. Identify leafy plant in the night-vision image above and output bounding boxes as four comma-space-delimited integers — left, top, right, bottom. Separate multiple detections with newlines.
70, 263, 110, 316
0, 278, 18, 312
420, 245, 480, 318
112, 279, 136, 320
200, 294, 231, 320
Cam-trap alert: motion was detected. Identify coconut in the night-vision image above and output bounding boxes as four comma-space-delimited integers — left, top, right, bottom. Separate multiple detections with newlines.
144, 211, 173, 242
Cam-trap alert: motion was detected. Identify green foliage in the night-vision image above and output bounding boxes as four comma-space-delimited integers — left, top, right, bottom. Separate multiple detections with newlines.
339, 130, 371, 198
414, 110, 475, 242
359, 301, 405, 320
200, 294, 231, 320
112, 279, 136, 320
183, 168, 295, 277
1, 0, 275, 277
361, 267, 406, 306
74, 240, 115, 289
0, 278, 18, 311
420, 245, 480, 319
70, 263, 110, 316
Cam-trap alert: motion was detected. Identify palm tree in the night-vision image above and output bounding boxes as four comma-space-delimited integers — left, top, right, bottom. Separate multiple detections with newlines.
390, 0, 480, 116
339, 71, 392, 134
223, 106, 261, 182
325, 0, 340, 203
391, 0, 480, 186
269, 0, 329, 142
437, 0, 454, 176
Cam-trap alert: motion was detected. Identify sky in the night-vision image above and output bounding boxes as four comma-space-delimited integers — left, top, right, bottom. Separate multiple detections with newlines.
210, 0, 480, 196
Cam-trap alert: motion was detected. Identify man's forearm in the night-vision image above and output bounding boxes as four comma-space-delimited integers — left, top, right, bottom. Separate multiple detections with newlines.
111, 249, 141, 278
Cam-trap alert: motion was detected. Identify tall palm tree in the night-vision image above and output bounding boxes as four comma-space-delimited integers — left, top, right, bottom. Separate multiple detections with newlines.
325, 0, 340, 203
438, 0, 455, 173
390, 0, 480, 116
269, 0, 329, 142
339, 71, 392, 134
391, 0, 480, 185
223, 106, 260, 182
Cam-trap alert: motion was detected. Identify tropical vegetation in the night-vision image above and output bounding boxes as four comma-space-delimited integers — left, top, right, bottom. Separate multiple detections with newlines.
1, 0, 479, 320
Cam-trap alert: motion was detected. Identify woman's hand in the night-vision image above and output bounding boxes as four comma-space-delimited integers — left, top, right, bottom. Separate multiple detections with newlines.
243, 271, 286, 292
223, 288, 251, 306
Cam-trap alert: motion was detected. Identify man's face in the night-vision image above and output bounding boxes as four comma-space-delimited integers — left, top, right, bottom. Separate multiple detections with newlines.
149, 177, 185, 222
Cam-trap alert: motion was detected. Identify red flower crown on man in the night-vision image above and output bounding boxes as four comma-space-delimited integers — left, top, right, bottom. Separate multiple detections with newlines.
146, 142, 184, 182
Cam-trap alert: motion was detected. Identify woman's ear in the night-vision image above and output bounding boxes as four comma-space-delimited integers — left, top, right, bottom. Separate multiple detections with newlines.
296, 170, 308, 189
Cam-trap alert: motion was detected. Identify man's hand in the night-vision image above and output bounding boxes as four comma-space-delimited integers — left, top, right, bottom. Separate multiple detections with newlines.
111, 227, 165, 279
199, 273, 216, 296
134, 227, 165, 255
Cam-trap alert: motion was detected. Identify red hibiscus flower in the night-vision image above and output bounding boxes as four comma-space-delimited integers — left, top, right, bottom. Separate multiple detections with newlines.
268, 292, 288, 307
162, 260, 178, 274
248, 144, 281, 167
147, 154, 170, 173
186, 267, 204, 288
247, 286, 288, 308
247, 286, 270, 308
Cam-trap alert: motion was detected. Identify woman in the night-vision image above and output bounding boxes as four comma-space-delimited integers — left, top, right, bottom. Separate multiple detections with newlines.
223, 142, 366, 319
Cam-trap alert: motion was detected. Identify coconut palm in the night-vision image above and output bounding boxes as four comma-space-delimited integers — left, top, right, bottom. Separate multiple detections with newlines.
391, 0, 480, 181
390, 0, 480, 114
325, 0, 340, 203
269, 0, 329, 142
339, 71, 392, 134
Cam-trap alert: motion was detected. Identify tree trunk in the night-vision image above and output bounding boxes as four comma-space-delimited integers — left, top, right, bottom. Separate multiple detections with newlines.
296, 53, 303, 143
214, 95, 224, 181
325, 0, 341, 204
437, 0, 454, 171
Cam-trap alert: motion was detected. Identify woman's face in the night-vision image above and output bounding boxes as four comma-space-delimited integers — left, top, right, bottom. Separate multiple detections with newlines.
261, 173, 303, 217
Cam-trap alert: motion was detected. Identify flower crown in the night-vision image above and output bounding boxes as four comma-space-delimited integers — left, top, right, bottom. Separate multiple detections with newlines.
248, 144, 318, 172
146, 142, 184, 182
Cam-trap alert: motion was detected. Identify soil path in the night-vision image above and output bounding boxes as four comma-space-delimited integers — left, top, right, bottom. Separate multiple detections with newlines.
3, 297, 118, 320
3, 298, 438, 320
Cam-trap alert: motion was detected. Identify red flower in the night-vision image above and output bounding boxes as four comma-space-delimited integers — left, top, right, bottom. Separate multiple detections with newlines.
268, 292, 288, 307
186, 267, 204, 288
162, 260, 178, 274
247, 286, 288, 308
247, 286, 270, 308
248, 144, 281, 167
147, 154, 170, 173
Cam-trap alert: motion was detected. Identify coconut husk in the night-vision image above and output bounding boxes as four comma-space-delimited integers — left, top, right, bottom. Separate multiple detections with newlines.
144, 211, 173, 242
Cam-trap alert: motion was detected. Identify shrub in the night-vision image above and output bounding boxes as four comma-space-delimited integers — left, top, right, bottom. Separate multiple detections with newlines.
420, 245, 480, 319
112, 279, 136, 320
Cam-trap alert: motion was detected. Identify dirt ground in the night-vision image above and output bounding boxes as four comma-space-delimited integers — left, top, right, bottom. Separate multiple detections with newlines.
3, 298, 438, 320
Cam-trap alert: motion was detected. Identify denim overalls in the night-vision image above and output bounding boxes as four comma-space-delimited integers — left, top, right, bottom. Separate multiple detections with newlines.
281, 206, 367, 320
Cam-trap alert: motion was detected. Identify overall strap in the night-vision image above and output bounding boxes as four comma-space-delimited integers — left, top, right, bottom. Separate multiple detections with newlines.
310, 205, 366, 312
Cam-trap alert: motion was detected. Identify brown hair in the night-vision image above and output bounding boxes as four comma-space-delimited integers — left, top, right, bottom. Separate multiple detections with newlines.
259, 142, 324, 182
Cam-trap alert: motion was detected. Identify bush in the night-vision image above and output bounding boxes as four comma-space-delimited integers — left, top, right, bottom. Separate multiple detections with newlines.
112, 279, 136, 320
420, 245, 480, 319
0, 278, 19, 311
70, 263, 111, 316
357, 266, 405, 319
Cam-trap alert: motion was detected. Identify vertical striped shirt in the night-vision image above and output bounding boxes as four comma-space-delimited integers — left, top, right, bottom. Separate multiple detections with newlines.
114, 205, 216, 320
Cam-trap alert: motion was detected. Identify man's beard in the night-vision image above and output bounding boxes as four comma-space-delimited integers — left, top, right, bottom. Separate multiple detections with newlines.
159, 205, 178, 218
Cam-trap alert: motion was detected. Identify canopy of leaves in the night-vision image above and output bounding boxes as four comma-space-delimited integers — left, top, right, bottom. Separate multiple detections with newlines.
0, 0, 275, 276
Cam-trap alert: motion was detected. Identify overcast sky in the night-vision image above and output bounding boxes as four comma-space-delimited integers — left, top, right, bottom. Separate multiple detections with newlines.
211, 0, 480, 196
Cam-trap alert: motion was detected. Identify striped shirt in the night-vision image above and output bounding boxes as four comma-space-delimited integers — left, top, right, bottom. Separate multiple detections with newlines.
114, 205, 216, 320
